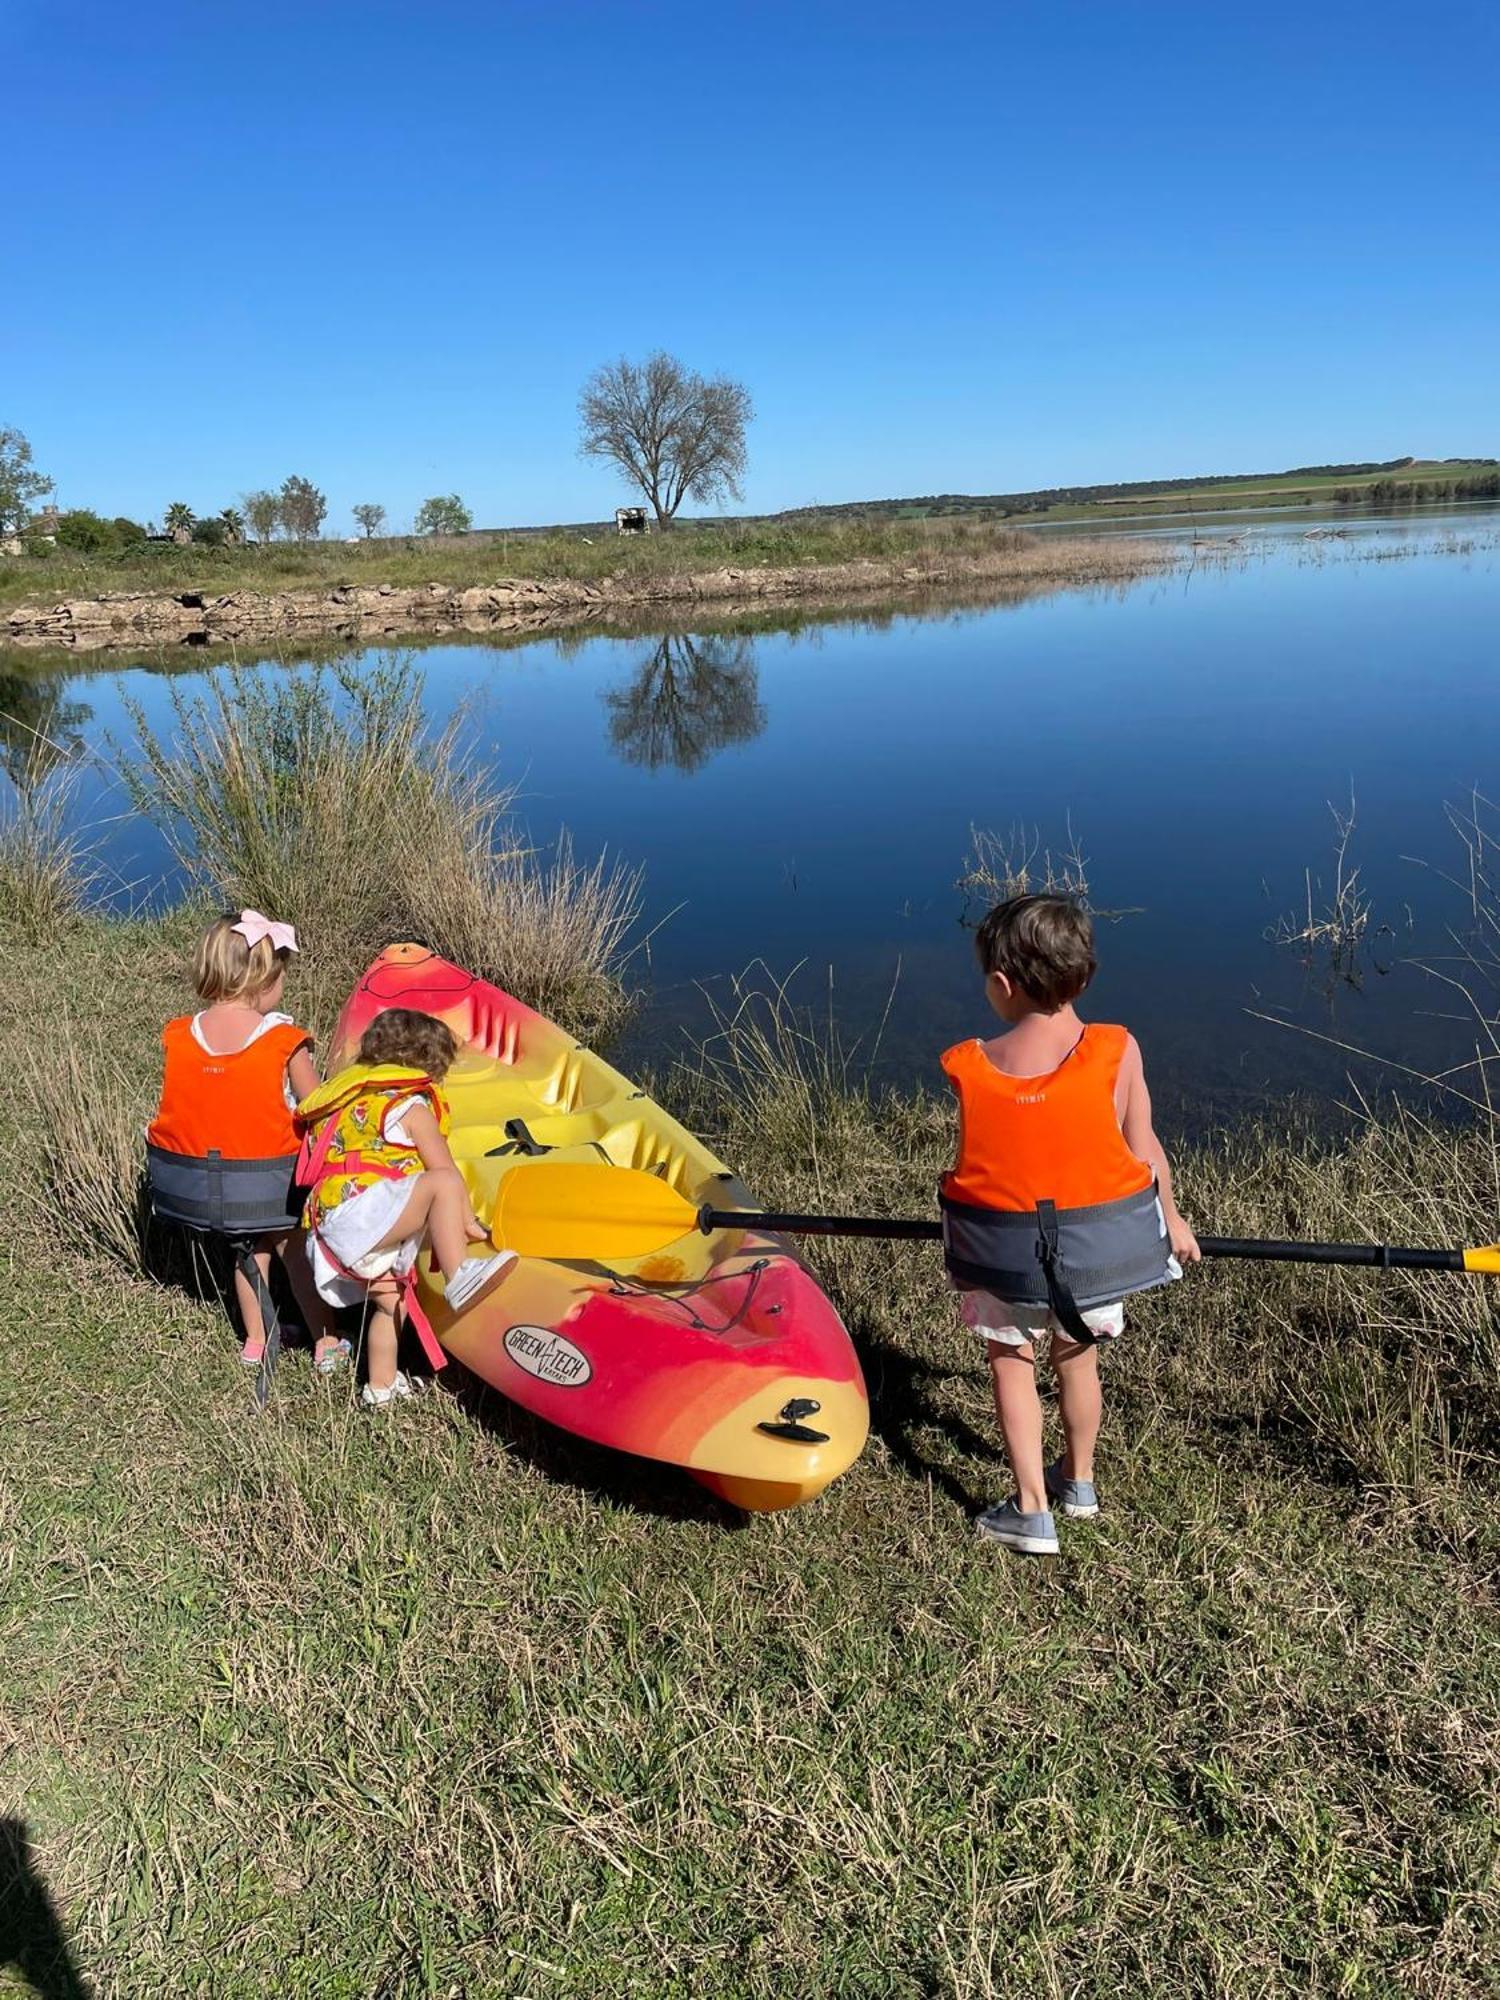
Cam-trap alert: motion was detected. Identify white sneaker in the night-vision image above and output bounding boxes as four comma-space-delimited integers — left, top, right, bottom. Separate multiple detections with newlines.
444, 1249, 518, 1315
360, 1370, 424, 1410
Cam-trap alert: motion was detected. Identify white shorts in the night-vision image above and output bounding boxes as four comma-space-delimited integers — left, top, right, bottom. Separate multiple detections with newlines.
959, 1288, 1125, 1350
309, 1173, 424, 1306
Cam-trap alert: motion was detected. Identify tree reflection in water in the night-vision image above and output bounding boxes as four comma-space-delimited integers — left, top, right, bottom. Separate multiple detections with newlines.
604, 633, 765, 773
0, 673, 92, 797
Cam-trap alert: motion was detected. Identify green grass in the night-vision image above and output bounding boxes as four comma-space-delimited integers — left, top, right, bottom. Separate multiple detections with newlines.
2, 914, 1497, 1997
0, 516, 1069, 616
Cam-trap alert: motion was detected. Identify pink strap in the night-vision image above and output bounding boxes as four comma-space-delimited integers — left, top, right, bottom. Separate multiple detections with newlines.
309, 1223, 448, 1373
397, 1270, 446, 1371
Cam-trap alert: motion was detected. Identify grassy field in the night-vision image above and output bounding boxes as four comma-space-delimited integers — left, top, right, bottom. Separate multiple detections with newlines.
2, 941, 1498, 1993
1048, 461, 1500, 524
5, 465, 1495, 624
779, 462, 1500, 529
2, 672, 1497, 1996
0, 516, 1086, 617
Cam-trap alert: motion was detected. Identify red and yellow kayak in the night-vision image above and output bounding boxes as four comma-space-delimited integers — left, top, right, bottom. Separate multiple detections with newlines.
329, 945, 869, 1511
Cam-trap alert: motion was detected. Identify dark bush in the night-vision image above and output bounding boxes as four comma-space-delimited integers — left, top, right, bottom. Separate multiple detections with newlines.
54, 509, 117, 553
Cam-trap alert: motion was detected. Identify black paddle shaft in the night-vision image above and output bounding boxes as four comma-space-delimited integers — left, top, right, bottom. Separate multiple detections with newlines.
697, 1207, 1468, 1271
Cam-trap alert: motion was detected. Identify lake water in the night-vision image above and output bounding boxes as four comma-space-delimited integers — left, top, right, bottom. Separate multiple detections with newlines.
5, 506, 1499, 1134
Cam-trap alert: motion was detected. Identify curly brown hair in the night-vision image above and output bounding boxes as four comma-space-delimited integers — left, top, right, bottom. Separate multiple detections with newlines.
356, 1008, 460, 1080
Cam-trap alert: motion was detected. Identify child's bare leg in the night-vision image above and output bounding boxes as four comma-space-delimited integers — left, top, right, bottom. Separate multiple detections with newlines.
232, 1248, 273, 1355
262, 1230, 339, 1355
1051, 1335, 1102, 1484
364, 1278, 401, 1392
372, 1169, 482, 1280
989, 1341, 1048, 1514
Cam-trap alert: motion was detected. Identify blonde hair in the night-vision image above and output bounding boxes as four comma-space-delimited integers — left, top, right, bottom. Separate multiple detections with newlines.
194, 913, 294, 1004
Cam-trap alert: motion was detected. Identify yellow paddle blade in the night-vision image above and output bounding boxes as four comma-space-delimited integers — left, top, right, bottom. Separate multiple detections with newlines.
1463, 1244, 1500, 1274
491, 1161, 703, 1262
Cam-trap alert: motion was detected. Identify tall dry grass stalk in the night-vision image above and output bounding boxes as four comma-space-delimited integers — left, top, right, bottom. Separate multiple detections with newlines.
0, 764, 95, 940
122, 655, 639, 1039
14, 1012, 152, 1271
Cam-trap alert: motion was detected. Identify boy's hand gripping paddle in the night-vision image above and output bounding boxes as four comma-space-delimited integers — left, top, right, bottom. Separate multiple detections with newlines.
490, 1159, 1500, 1275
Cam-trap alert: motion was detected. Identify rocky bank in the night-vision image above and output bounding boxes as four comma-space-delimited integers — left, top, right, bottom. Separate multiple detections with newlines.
1, 543, 1172, 653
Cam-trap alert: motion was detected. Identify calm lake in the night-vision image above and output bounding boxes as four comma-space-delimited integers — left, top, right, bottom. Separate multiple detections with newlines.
5, 506, 1499, 1134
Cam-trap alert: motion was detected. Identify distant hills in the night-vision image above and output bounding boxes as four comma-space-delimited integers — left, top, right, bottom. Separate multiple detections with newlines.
767, 457, 1500, 526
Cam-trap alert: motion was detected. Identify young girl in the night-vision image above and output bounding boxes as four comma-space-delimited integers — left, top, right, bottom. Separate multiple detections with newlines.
297, 1007, 517, 1408
146, 911, 350, 1373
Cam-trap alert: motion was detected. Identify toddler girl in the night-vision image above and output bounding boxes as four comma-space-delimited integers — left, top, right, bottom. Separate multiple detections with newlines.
147, 911, 349, 1373
297, 1007, 516, 1408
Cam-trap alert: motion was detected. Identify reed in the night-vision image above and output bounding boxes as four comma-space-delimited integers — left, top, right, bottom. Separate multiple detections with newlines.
0, 764, 94, 939
121, 653, 639, 1042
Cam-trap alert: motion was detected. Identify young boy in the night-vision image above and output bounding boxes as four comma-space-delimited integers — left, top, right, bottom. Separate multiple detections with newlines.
940, 894, 1199, 1555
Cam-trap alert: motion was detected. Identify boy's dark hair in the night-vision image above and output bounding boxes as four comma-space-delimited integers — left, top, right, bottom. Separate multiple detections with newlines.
357, 1008, 460, 1081
973, 894, 1097, 1010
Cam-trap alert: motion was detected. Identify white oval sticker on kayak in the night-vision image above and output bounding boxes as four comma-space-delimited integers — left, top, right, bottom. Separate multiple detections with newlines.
503, 1324, 592, 1388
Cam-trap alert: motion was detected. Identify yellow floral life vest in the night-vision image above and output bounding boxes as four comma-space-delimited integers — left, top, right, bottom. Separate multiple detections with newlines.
295, 1063, 450, 1230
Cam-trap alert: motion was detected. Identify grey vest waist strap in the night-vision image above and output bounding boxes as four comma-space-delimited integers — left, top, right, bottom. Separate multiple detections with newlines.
146, 1144, 303, 1237
940, 1181, 1171, 1337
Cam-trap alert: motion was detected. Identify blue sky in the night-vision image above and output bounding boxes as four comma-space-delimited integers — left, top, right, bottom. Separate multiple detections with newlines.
6, 0, 1497, 531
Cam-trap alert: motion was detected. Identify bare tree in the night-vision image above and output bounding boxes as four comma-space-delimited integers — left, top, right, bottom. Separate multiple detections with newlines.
414, 494, 472, 536
352, 503, 386, 539
278, 474, 326, 543
244, 490, 279, 544
578, 352, 752, 528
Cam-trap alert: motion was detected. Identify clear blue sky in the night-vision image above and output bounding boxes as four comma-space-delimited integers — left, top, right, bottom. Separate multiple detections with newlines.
6, 0, 1497, 531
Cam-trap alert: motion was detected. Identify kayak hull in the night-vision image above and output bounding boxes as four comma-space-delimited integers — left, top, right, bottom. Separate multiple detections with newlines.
330, 945, 869, 1510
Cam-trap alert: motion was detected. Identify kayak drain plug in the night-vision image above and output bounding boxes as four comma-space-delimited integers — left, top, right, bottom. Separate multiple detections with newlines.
756, 1397, 830, 1445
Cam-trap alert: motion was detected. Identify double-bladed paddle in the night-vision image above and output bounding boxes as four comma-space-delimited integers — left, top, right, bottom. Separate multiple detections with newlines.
490, 1160, 1500, 1275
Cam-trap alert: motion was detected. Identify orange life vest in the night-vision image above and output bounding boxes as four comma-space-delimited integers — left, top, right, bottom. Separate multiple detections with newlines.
147, 1015, 308, 1160
938, 1024, 1171, 1336
940, 1024, 1151, 1213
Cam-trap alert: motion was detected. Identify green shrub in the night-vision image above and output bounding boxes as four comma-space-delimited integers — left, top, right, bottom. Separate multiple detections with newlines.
54, 508, 117, 553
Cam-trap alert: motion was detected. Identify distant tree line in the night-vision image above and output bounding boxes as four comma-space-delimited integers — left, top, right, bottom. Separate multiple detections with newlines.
7, 347, 759, 553
1333, 472, 1500, 506
775, 458, 1500, 523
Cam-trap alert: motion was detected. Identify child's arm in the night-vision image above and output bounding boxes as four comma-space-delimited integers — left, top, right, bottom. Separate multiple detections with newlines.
287, 1046, 320, 1103
1118, 1036, 1200, 1263
402, 1101, 488, 1241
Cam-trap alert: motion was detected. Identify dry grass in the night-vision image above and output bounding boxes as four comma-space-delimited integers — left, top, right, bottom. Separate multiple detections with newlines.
120, 652, 639, 1041
1269, 792, 1377, 985
0, 514, 1177, 621
0, 764, 94, 939
0, 922, 1496, 1996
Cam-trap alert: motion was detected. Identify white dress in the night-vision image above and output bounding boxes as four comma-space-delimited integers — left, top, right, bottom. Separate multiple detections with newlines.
308, 1096, 427, 1306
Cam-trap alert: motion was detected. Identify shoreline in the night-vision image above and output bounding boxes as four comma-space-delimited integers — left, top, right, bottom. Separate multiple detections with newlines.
0, 536, 1174, 653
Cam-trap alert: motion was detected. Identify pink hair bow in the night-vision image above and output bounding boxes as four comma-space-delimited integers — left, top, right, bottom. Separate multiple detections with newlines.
232, 909, 299, 954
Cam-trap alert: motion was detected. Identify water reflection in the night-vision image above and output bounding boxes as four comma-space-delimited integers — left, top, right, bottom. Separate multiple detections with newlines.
604, 633, 765, 773
0, 672, 92, 795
